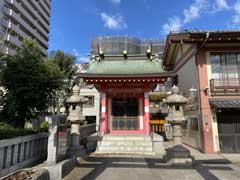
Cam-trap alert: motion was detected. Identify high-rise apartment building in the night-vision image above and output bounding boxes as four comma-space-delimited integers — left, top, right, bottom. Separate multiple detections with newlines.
0, 0, 51, 55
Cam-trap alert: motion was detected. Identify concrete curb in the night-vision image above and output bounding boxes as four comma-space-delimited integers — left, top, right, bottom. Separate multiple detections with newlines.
38, 156, 77, 180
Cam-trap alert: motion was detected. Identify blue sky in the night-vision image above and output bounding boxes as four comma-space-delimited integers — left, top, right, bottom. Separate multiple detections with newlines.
49, 0, 240, 63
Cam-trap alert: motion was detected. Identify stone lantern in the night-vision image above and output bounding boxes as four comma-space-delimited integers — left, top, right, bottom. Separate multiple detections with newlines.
165, 85, 188, 144
164, 85, 194, 166
66, 85, 88, 156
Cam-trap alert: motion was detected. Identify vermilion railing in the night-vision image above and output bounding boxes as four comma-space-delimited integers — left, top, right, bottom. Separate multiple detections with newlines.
112, 116, 139, 130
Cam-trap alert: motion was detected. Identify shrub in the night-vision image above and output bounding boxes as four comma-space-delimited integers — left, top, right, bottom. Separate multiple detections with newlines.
40, 121, 49, 132
0, 122, 38, 140
0, 122, 12, 129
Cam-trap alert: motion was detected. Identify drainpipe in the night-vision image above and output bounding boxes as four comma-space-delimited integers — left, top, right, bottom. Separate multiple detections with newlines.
200, 31, 210, 49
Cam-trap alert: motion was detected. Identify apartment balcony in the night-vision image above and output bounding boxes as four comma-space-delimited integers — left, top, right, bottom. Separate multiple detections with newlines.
21, 0, 50, 32
1, 19, 9, 29
3, 7, 48, 49
6, 0, 49, 39
39, 0, 51, 16
6, 47, 17, 55
31, 0, 50, 23
210, 78, 240, 96
1, 46, 17, 55
6, 34, 21, 47
1, 19, 25, 38
44, 0, 51, 10
3, 5, 12, 16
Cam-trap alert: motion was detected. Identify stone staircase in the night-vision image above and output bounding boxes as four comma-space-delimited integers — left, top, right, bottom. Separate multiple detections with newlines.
95, 134, 155, 155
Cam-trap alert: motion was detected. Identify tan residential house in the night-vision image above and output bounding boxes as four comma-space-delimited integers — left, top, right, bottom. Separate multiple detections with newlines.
163, 31, 240, 153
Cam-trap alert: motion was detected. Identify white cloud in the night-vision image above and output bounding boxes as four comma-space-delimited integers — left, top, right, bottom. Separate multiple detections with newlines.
233, 14, 240, 25
72, 49, 89, 64
162, 17, 182, 35
100, 12, 127, 30
72, 49, 79, 57
231, 0, 240, 28
78, 56, 89, 63
183, 0, 208, 24
234, 0, 240, 14
161, 0, 208, 35
109, 0, 121, 4
213, 0, 230, 10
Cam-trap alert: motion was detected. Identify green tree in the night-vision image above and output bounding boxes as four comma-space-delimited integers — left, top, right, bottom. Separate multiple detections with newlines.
0, 53, 7, 110
0, 38, 63, 128
48, 50, 77, 114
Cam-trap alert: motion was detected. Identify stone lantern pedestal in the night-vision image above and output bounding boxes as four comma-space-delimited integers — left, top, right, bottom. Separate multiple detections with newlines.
66, 85, 88, 157
163, 86, 194, 167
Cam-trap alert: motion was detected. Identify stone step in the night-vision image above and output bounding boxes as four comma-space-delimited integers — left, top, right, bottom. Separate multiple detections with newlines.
98, 141, 153, 147
95, 150, 155, 156
96, 134, 155, 156
102, 135, 152, 142
97, 145, 153, 152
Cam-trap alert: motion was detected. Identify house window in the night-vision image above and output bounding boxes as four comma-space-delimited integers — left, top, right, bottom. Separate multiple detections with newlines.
210, 53, 240, 86
211, 54, 221, 79
84, 96, 94, 107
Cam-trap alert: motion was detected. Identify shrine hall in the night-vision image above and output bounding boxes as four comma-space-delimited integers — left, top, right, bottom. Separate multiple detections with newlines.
80, 37, 170, 136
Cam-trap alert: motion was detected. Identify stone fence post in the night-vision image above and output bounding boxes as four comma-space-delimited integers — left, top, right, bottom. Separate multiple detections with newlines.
46, 115, 59, 164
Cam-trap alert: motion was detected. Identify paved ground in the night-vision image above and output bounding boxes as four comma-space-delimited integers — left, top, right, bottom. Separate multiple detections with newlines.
63, 153, 240, 180
63, 143, 240, 180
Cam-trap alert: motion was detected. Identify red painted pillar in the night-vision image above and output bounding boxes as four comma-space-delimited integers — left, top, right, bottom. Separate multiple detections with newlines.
144, 92, 150, 135
196, 50, 215, 153
138, 96, 144, 131
101, 93, 107, 135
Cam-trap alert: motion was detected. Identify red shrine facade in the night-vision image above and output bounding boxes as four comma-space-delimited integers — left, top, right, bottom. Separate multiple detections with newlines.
81, 74, 168, 135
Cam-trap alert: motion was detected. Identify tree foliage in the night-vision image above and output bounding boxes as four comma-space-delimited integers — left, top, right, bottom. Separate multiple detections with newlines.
49, 50, 76, 79
0, 38, 63, 128
48, 50, 77, 113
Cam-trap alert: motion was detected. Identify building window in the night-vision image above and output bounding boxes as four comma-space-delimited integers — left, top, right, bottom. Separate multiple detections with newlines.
84, 96, 94, 107
210, 53, 240, 86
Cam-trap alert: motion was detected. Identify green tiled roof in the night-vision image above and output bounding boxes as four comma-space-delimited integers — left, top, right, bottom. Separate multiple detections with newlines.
87, 57, 164, 75
209, 98, 240, 108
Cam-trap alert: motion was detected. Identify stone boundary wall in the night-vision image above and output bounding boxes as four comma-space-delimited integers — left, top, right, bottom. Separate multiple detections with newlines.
0, 133, 48, 178
79, 123, 96, 139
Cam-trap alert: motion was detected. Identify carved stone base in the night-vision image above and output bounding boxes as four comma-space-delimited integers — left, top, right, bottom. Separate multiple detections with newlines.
165, 158, 193, 167
66, 145, 86, 157
163, 145, 194, 167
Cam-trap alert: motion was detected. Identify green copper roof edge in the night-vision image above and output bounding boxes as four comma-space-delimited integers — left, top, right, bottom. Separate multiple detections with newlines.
87, 58, 164, 75
77, 72, 173, 77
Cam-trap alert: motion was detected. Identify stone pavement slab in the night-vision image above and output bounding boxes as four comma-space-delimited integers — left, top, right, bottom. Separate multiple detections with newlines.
62, 154, 240, 180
